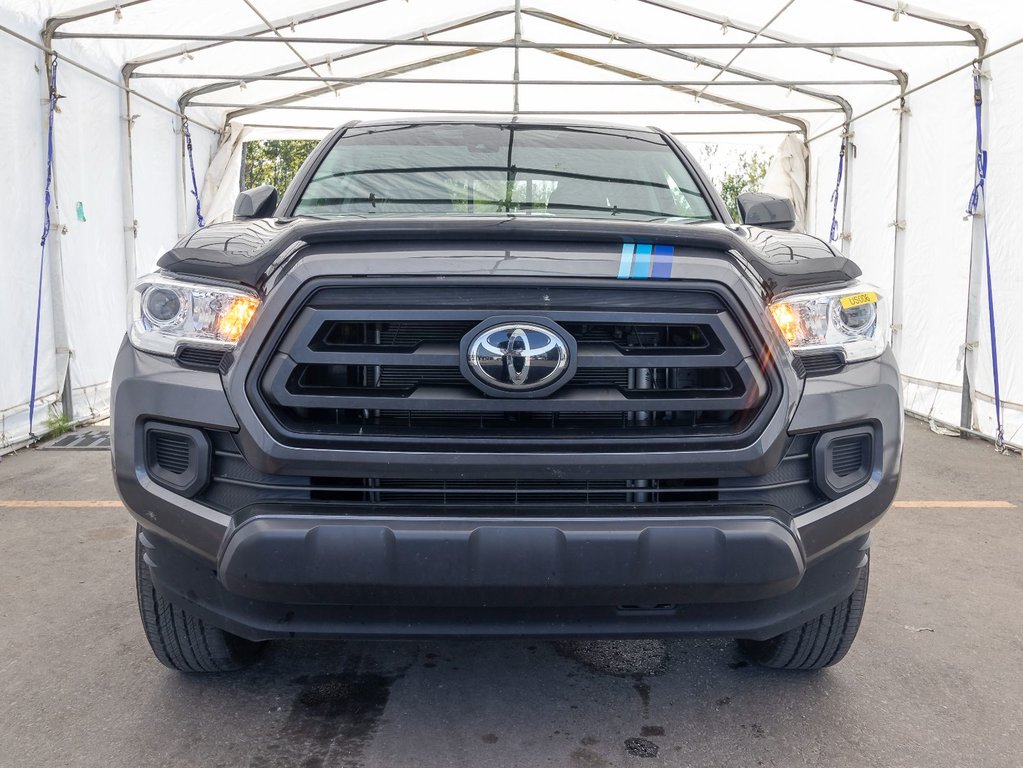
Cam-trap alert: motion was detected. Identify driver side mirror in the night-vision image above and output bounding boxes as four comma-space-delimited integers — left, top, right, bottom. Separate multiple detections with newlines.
233, 185, 279, 220
737, 192, 796, 230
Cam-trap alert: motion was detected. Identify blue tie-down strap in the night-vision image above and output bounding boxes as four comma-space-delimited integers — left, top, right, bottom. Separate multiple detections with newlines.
965, 71, 1004, 449
182, 117, 205, 228
829, 136, 847, 243
28, 57, 59, 437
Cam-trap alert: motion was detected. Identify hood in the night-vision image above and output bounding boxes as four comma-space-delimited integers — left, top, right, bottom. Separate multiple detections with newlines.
159, 216, 860, 297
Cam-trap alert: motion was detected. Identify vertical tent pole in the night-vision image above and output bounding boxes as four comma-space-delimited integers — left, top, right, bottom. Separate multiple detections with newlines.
512, 0, 521, 115
38, 42, 73, 431
120, 67, 139, 324
960, 64, 991, 434
840, 125, 853, 256
890, 95, 910, 361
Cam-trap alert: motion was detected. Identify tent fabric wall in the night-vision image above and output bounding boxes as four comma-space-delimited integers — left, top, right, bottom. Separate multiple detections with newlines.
1, 0, 1022, 452
975, 44, 1023, 447
0, 14, 57, 447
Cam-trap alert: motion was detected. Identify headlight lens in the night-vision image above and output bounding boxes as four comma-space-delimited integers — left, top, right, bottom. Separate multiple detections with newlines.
129, 273, 260, 356
769, 283, 889, 362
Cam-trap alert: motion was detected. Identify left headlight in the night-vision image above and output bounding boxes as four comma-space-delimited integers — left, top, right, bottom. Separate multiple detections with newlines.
129, 273, 260, 356
769, 282, 889, 363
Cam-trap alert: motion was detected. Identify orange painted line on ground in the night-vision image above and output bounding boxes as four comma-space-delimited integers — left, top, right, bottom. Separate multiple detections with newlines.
0, 499, 1016, 510
893, 500, 1016, 509
0, 500, 124, 508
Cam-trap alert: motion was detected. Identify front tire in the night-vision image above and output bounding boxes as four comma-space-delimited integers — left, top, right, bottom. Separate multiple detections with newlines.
135, 527, 265, 673
739, 555, 869, 670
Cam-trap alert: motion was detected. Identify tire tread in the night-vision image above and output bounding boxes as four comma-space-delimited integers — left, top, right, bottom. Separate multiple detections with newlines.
134, 527, 264, 673
740, 557, 870, 671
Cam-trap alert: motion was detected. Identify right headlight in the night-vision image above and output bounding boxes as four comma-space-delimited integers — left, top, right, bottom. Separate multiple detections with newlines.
769, 282, 889, 362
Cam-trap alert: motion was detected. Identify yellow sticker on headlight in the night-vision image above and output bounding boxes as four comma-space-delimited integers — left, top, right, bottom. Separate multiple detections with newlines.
840, 291, 878, 309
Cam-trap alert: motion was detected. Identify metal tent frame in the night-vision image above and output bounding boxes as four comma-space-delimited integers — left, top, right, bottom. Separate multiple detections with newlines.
2, 0, 1022, 450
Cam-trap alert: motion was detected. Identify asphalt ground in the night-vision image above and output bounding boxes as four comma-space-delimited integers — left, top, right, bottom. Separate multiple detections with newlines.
0, 417, 1020, 768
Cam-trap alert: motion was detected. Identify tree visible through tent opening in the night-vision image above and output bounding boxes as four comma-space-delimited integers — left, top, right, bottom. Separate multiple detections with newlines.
243, 139, 319, 194
698, 145, 772, 222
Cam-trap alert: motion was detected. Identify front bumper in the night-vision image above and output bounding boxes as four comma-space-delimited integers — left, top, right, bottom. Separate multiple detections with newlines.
112, 335, 901, 640
139, 524, 870, 641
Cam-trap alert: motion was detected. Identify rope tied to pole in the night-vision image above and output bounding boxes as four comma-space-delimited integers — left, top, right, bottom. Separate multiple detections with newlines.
28, 56, 59, 438
182, 117, 205, 227
965, 68, 1004, 450
828, 130, 847, 242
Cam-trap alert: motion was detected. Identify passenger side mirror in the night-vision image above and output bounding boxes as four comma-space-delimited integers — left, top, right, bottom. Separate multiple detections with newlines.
737, 192, 796, 230
233, 185, 279, 220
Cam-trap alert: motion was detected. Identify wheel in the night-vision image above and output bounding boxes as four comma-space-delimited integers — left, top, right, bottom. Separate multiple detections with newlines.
738, 555, 869, 671
134, 526, 265, 673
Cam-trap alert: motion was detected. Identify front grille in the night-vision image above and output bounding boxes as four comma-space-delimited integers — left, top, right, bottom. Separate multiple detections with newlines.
251, 283, 776, 451
199, 432, 823, 515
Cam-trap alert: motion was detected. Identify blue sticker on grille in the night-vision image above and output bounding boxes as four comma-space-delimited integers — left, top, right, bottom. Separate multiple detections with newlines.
617, 243, 635, 279
618, 243, 674, 279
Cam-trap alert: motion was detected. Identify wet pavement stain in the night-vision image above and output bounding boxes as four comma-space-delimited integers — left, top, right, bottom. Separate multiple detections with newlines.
632, 679, 652, 719
624, 737, 660, 758
639, 725, 664, 737
552, 639, 669, 678
571, 747, 611, 767
249, 654, 404, 768
481, 733, 499, 744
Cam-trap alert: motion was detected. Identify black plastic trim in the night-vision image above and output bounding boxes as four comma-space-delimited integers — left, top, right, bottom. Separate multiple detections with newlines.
813, 426, 875, 500
143, 422, 211, 498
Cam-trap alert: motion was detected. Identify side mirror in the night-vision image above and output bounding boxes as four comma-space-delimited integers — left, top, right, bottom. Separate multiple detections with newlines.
737, 192, 796, 230
233, 185, 279, 220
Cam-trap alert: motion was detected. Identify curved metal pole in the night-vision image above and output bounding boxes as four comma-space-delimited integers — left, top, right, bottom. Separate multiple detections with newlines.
175, 9, 514, 110
636, 0, 909, 89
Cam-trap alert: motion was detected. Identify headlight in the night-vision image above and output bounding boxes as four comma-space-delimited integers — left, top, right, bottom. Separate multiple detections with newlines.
769, 283, 889, 362
129, 273, 260, 356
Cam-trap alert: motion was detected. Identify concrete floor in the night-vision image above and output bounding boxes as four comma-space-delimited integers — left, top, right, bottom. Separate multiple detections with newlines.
0, 418, 1020, 768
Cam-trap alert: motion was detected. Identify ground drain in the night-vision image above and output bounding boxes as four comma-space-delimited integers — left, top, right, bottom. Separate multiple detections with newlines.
39, 428, 110, 451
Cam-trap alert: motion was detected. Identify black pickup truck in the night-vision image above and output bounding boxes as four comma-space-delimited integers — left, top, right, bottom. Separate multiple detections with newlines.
112, 120, 902, 673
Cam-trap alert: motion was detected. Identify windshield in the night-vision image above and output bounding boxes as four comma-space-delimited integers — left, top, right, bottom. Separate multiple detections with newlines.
293, 123, 716, 222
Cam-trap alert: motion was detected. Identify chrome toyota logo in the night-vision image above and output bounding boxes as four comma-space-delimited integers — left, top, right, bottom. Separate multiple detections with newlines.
465, 323, 570, 393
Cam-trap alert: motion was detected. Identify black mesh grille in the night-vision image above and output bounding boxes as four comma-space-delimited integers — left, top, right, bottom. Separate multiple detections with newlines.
831, 435, 868, 477
148, 431, 190, 475
251, 283, 775, 451
198, 432, 823, 516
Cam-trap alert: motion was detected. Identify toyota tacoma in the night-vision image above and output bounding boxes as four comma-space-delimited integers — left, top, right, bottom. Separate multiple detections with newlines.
112, 121, 902, 673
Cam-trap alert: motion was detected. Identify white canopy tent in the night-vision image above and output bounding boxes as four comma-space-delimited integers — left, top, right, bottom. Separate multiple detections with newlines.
1, 0, 1021, 451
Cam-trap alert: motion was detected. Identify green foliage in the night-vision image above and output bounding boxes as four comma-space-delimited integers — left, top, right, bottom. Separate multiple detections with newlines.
698, 145, 772, 222
45, 405, 73, 439
243, 139, 319, 194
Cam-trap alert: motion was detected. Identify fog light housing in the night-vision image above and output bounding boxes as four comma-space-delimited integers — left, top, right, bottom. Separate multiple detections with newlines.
813, 426, 874, 499
144, 423, 210, 497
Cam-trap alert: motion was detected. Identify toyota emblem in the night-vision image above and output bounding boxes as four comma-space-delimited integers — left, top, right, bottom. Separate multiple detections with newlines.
463, 322, 572, 395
